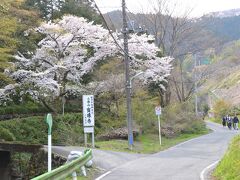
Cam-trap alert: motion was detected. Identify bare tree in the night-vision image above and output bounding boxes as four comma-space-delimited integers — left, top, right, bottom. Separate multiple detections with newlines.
132, 0, 193, 105
137, 0, 193, 57
103, 0, 220, 105
132, 0, 220, 105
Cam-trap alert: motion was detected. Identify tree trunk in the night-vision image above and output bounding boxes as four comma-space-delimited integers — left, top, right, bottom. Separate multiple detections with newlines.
39, 98, 56, 113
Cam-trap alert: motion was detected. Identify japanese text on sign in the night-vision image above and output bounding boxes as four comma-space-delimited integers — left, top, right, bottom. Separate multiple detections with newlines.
83, 95, 94, 127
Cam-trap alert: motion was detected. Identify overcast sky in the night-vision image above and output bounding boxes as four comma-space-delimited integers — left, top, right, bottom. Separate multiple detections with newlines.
95, 0, 240, 17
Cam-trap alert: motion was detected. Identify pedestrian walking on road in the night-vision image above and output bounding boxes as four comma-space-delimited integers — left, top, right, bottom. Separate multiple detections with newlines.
227, 115, 232, 130
222, 116, 226, 127
233, 115, 239, 130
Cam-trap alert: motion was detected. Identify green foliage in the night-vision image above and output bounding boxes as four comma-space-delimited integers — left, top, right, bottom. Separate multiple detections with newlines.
23, 0, 64, 21
52, 113, 84, 145
0, 114, 83, 144
10, 152, 32, 178
0, 0, 40, 87
132, 91, 157, 133
162, 101, 206, 136
0, 126, 16, 141
214, 135, 240, 180
0, 6, 18, 80
213, 100, 232, 119
0, 116, 46, 143
60, 0, 102, 24
131, 92, 207, 137
24, 0, 102, 23
0, 112, 124, 145
0, 102, 48, 115
212, 40, 240, 63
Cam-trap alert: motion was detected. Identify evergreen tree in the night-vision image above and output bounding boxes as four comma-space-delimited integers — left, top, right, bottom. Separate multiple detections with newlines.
24, 0, 102, 23
24, 0, 65, 21
60, 0, 102, 24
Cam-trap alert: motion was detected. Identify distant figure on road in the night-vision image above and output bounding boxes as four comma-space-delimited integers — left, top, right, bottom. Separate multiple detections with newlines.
222, 116, 226, 127
227, 115, 232, 130
233, 115, 239, 130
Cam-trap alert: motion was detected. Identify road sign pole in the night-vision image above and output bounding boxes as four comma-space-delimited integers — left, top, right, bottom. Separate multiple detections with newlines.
84, 133, 87, 147
92, 132, 95, 148
158, 115, 162, 146
48, 134, 52, 172
46, 113, 53, 172
155, 106, 162, 146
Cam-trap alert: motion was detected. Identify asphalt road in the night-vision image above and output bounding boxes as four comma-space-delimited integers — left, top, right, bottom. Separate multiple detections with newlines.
52, 121, 239, 180
51, 145, 145, 171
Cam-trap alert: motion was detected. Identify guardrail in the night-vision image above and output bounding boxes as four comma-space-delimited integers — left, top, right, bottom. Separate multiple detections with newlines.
31, 149, 92, 180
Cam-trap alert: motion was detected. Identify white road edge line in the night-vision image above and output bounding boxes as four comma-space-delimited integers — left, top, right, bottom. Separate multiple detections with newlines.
200, 160, 219, 180
95, 171, 112, 180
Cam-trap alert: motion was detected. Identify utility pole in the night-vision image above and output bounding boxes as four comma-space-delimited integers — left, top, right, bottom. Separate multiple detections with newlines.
122, 0, 133, 150
194, 54, 198, 116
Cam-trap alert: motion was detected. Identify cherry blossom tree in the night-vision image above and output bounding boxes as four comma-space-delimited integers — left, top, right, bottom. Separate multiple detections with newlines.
11, 15, 117, 111
0, 15, 173, 111
125, 34, 173, 89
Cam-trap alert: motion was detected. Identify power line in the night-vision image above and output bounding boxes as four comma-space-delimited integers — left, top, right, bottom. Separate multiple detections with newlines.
98, 6, 121, 9
90, 0, 129, 57
125, 6, 167, 61
93, 0, 134, 149
125, 12, 156, 57
100, 3, 118, 33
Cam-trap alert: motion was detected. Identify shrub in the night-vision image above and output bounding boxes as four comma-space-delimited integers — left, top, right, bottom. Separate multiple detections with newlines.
131, 91, 156, 133
161, 101, 206, 137
0, 116, 45, 144
0, 126, 16, 141
213, 100, 232, 119
0, 102, 48, 115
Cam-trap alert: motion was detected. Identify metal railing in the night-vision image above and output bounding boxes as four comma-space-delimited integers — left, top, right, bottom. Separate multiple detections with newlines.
31, 149, 92, 180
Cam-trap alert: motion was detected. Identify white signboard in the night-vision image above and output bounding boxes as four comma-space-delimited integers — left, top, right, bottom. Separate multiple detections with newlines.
155, 106, 161, 116
84, 127, 94, 133
83, 95, 94, 127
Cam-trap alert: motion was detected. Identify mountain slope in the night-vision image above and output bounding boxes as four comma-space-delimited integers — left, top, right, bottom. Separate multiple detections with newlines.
205, 8, 240, 18
198, 15, 240, 41
201, 40, 240, 106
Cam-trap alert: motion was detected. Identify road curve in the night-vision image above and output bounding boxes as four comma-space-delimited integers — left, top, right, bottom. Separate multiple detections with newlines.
51, 121, 239, 180
98, 121, 239, 180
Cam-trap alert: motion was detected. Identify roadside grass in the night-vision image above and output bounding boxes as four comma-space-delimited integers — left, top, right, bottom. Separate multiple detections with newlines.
213, 135, 240, 180
95, 131, 209, 154
208, 117, 220, 124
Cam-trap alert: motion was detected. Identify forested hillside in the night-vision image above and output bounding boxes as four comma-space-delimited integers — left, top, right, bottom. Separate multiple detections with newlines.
198, 15, 240, 42
105, 9, 240, 110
